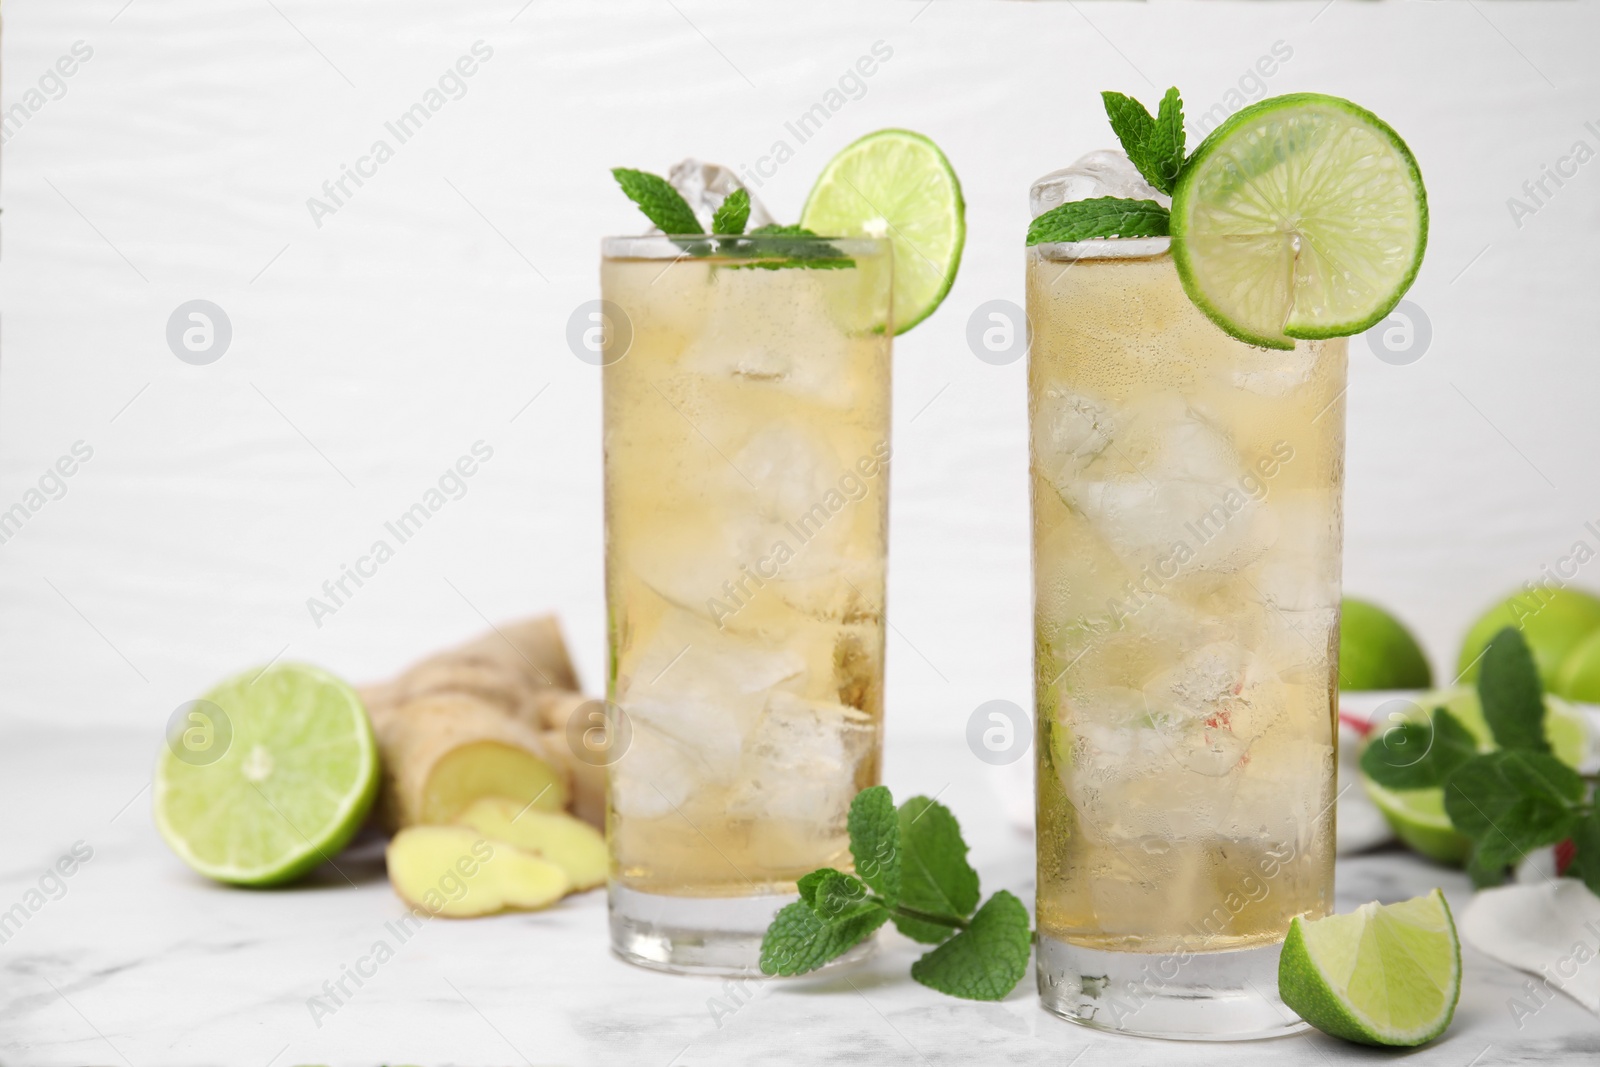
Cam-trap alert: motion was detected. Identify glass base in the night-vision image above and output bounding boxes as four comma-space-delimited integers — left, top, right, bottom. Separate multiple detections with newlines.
1036, 934, 1307, 1040
609, 884, 877, 977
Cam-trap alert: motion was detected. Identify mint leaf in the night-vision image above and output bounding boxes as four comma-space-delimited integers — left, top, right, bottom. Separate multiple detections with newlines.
1101, 88, 1186, 194
811, 869, 875, 922
849, 785, 901, 906
1101, 91, 1156, 174
711, 188, 750, 236
1479, 628, 1550, 753
1027, 198, 1169, 246
909, 890, 1030, 1001
797, 867, 838, 908
1499, 748, 1586, 804
1445, 750, 1584, 884
759, 899, 887, 977
894, 796, 980, 943
1569, 804, 1600, 896
750, 224, 816, 236
1360, 707, 1478, 790
1148, 88, 1186, 194
611, 168, 702, 235
1468, 797, 1578, 887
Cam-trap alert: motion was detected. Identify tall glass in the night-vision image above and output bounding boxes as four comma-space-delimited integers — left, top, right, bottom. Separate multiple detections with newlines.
1028, 238, 1346, 1038
600, 235, 893, 975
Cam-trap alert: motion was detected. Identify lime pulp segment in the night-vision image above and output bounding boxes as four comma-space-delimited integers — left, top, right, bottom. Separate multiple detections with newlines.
800, 128, 965, 335
154, 663, 379, 886
1170, 93, 1427, 350
1279, 889, 1460, 1047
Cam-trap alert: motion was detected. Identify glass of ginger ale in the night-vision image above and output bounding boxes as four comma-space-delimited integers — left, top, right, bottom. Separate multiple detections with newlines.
1027, 79, 1426, 1037
600, 232, 893, 974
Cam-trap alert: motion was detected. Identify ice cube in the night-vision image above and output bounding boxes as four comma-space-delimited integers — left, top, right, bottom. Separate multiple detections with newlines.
614, 610, 807, 775
734, 423, 841, 523
733, 424, 875, 591
1063, 396, 1279, 575
1250, 491, 1340, 615
609, 720, 702, 819
680, 273, 860, 406
668, 159, 775, 233
1032, 384, 1114, 494
628, 517, 765, 626
1030, 150, 1170, 217
1231, 346, 1326, 397
727, 692, 874, 823
625, 421, 878, 627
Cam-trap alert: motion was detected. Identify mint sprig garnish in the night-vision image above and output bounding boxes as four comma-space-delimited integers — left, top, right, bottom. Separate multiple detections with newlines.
759, 786, 1031, 1000
1362, 627, 1600, 891
611, 168, 701, 235
1026, 86, 1186, 247
710, 187, 750, 235
610, 171, 851, 268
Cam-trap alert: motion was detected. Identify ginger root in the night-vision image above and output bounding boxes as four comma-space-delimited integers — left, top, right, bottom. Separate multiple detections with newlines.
363, 615, 605, 830
386, 826, 568, 917
456, 797, 607, 891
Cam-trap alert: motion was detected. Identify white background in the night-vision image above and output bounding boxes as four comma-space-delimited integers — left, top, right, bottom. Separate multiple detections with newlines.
2, 0, 1598, 743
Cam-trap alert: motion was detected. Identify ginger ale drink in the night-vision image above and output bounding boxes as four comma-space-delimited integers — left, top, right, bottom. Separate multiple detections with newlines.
601, 234, 893, 973
1029, 241, 1346, 1033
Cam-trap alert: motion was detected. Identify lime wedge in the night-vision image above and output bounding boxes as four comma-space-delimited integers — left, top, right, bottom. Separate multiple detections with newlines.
1170, 93, 1427, 350
154, 663, 379, 886
1279, 890, 1460, 1047
1361, 686, 1589, 864
800, 129, 965, 334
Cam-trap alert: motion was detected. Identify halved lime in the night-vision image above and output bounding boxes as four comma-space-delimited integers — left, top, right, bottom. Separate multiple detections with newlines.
1280, 889, 1460, 1047
1361, 686, 1588, 864
154, 663, 379, 886
800, 129, 965, 334
1170, 93, 1427, 350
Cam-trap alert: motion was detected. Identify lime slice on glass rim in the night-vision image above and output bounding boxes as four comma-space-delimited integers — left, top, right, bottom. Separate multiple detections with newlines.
154, 663, 379, 886
1170, 93, 1427, 350
1279, 889, 1461, 1047
800, 129, 965, 334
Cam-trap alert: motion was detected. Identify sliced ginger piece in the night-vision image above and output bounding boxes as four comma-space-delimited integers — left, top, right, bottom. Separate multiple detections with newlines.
456, 797, 608, 891
418, 738, 568, 826
387, 826, 568, 918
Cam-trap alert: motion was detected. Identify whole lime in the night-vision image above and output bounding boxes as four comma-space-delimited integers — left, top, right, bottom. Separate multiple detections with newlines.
1340, 598, 1432, 691
1456, 587, 1600, 685
1555, 627, 1600, 703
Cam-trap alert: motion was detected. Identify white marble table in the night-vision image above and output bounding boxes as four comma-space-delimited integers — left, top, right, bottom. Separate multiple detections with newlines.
2, 727, 1594, 1067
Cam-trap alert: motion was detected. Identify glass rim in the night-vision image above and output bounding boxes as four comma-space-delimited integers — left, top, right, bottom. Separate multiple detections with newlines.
1031, 235, 1172, 263
602, 234, 891, 258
